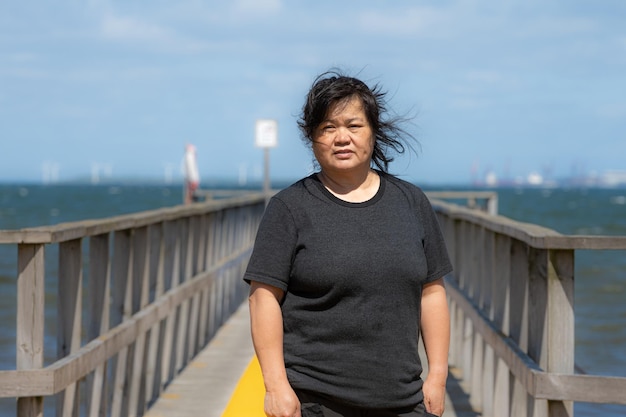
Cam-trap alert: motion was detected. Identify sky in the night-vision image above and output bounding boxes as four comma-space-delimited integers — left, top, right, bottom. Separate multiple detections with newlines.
1, 0, 625, 186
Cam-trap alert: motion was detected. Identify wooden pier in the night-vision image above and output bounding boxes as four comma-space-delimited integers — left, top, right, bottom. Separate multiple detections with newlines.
1, 190, 625, 417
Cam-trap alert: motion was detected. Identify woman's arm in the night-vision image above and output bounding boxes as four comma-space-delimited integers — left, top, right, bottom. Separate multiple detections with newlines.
249, 281, 300, 417
420, 277, 450, 416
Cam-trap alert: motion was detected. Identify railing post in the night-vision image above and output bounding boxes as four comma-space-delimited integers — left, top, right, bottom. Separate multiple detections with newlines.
58, 238, 84, 417
528, 247, 551, 417
159, 220, 180, 390
487, 193, 498, 215
88, 233, 111, 417
110, 229, 132, 417
546, 249, 575, 417
144, 224, 164, 407
16, 244, 45, 417
127, 226, 150, 417
490, 233, 510, 417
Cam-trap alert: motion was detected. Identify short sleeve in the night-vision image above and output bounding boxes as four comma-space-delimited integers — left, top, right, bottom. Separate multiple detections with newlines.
243, 197, 297, 291
415, 190, 453, 283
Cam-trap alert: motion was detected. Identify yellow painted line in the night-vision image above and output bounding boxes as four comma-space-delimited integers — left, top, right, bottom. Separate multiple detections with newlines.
222, 355, 265, 417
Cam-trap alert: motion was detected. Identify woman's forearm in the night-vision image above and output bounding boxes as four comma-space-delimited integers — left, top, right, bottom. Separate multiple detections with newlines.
420, 278, 450, 378
420, 278, 450, 415
249, 282, 290, 391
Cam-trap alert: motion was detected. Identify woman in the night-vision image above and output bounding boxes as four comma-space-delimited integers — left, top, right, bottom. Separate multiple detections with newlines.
244, 71, 452, 417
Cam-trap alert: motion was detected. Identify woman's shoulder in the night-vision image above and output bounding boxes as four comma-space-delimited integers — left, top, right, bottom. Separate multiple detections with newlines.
380, 172, 428, 201
271, 174, 320, 204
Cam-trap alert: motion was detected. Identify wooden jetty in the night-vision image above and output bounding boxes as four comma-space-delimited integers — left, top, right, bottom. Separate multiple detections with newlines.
0, 190, 625, 417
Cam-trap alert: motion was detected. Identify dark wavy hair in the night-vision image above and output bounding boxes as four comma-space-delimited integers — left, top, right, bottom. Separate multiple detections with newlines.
298, 70, 417, 173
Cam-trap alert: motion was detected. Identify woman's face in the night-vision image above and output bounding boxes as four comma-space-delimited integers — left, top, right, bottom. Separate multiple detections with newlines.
312, 96, 374, 175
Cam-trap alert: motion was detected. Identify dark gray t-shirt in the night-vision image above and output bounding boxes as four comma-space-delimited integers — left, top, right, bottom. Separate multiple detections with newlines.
244, 172, 452, 409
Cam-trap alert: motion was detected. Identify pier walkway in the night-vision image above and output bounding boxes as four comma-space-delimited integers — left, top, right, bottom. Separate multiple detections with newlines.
145, 302, 480, 417
1, 190, 626, 417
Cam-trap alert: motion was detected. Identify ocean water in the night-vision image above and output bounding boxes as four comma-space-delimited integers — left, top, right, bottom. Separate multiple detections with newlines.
0, 183, 625, 416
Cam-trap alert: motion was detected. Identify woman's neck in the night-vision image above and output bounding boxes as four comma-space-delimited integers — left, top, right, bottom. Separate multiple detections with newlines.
318, 169, 380, 203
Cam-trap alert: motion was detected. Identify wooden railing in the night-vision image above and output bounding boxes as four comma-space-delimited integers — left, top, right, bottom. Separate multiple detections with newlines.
427, 191, 498, 215
3, 189, 624, 417
431, 197, 626, 417
0, 193, 266, 417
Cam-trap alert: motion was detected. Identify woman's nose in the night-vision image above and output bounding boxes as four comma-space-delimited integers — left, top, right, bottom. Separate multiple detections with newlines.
334, 127, 350, 144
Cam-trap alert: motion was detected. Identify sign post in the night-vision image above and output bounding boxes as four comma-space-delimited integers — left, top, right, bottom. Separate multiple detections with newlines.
255, 119, 278, 203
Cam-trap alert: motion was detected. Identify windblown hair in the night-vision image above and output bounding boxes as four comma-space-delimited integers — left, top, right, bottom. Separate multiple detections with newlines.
298, 70, 417, 173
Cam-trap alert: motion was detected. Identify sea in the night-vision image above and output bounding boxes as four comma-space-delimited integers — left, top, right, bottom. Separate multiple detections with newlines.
0, 183, 625, 416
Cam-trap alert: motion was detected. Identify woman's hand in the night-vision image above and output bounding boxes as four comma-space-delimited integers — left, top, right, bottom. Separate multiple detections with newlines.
264, 384, 301, 417
249, 281, 299, 416
423, 374, 446, 416
420, 278, 450, 416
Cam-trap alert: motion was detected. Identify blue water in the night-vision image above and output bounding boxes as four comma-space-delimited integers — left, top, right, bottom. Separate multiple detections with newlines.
1, 183, 625, 416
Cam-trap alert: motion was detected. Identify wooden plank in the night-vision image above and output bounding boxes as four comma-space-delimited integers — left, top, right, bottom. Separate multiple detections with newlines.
0, 245, 250, 397
446, 277, 542, 393
3, 194, 623, 252
535, 373, 626, 404
144, 224, 164, 405
430, 200, 626, 250
445, 276, 626, 405
0, 194, 266, 244
469, 331, 483, 410
175, 219, 192, 372
16, 244, 45, 417
57, 239, 83, 417
186, 216, 202, 360
509, 239, 529, 349
197, 214, 212, 347
87, 233, 111, 417
128, 227, 150, 417
546, 250, 575, 417
110, 230, 132, 417
490, 233, 510, 417
159, 220, 179, 389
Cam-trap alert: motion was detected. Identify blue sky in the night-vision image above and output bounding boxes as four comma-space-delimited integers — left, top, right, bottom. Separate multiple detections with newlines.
1, 0, 625, 185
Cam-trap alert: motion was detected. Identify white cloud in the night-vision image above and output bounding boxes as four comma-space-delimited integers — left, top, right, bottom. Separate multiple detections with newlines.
449, 97, 490, 110
358, 6, 454, 38
514, 16, 597, 38
466, 70, 505, 84
596, 103, 626, 119
6, 52, 39, 63
232, 0, 281, 16
98, 12, 211, 53
100, 14, 173, 42
465, 70, 521, 90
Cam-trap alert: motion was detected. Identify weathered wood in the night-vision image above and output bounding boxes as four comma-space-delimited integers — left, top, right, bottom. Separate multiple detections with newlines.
4, 191, 626, 416
446, 277, 626, 405
4, 197, 266, 417
431, 199, 626, 250
197, 214, 212, 347
0, 244, 254, 398
176, 218, 192, 371
58, 239, 83, 417
16, 244, 45, 417
87, 233, 111, 417
144, 224, 164, 405
546, 249, 575, 417
110, 229, 133, 417
186, 216, 202, 360
128, 226, 150, 417
0, 193, 266, 244
159, 220, 179, 389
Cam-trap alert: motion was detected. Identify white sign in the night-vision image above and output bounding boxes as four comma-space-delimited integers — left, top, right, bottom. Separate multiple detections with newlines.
255, 119, 278, 148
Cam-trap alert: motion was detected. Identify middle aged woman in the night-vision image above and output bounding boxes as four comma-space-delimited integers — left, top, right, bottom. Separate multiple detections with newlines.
244, 70, 452, 417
